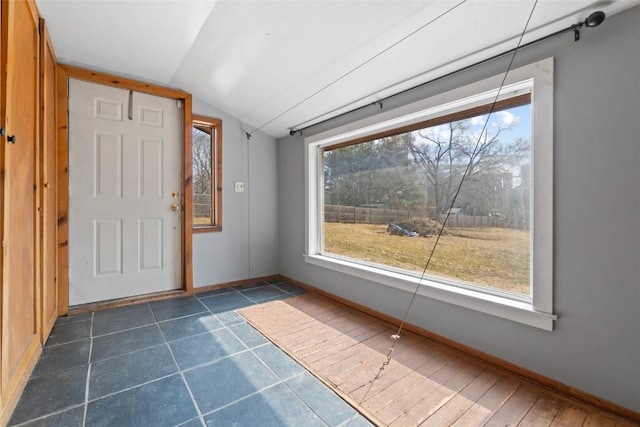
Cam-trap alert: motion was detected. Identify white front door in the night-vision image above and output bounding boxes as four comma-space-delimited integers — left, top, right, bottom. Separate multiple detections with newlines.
68, 79, 183, 305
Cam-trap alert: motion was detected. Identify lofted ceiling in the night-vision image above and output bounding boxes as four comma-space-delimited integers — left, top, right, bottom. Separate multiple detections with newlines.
36, 0, 639, 138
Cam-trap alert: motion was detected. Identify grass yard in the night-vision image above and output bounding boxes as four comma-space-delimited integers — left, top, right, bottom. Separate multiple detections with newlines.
194, 216, 212, 225
324, 222, 530, 295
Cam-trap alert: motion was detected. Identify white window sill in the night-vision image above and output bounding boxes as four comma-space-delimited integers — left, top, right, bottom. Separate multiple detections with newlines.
305, 254, 557, 331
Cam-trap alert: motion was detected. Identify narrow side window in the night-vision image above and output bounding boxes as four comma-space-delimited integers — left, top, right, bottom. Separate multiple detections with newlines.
192, 115, 222, 232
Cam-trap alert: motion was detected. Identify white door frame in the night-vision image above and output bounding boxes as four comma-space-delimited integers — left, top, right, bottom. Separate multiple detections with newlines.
56, 64, 194, 313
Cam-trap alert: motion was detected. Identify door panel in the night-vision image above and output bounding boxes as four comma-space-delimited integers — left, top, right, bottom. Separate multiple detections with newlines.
94, 132, 123, 197
139, 137, 163, 198
68, 79, 182, 305
139, 218, 162, 270
94, 219, 122, 276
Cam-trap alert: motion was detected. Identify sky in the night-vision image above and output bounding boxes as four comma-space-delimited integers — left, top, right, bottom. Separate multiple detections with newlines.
420, 103, 532, 147
422, 103, 532, 187
468, 103, 531, 144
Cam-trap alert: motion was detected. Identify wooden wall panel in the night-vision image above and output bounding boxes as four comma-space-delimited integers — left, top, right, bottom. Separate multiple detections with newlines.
0, 0, 44, 423
0, 1, 5, 416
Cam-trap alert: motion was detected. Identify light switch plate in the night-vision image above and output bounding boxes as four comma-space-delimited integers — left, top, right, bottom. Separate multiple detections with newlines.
234, 181, 245, 192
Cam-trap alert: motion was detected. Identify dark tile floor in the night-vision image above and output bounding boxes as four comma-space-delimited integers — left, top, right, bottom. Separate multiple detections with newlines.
9, 280, 373, 427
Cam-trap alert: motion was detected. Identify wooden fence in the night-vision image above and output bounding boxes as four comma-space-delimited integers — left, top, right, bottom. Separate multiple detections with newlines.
324, 204, 505, 228
194, 193, 211, 217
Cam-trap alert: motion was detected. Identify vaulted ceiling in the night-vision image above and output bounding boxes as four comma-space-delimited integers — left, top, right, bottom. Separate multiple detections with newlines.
36, 0, 639, 138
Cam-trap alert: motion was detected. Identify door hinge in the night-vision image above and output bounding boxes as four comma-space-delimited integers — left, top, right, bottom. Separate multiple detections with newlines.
128, 90, 133, 120
177, 100, 183, 109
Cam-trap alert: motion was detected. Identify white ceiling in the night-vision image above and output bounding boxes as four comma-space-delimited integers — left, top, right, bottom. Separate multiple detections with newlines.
36, 0, 639, 138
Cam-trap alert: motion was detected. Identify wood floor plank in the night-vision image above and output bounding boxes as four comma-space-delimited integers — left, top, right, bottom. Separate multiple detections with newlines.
420, 368, 502, 426
518, 392, 565, 427
303, 325, 386, 363
346, 348, 446, 401
388, 363, 485, 426
336, 339, 436, 395
373, 358, 469, 425
373, 377, 444, 425
277, 321, 341, 347
350, 346, 454, 409
550, 405, 589, 426
484, 382, 543, 427
451, 375, 521, 426
318, 330, 394, 376
583, 411, 618, 426
360, 368, 433, 414
237, 294, 638, 427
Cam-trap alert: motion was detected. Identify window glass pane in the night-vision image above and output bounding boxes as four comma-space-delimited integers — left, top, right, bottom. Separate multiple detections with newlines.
193, 125, 213, 226
322, 103, 531, 296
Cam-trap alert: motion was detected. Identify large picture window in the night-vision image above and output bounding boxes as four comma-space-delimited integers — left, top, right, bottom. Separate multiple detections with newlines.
323, 95, 531, 295
306, 59, 555, 330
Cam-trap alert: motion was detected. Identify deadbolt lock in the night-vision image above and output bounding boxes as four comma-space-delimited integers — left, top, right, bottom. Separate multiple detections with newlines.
171, 192, 180, 198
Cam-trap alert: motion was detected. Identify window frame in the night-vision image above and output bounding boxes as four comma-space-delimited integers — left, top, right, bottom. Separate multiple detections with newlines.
305, 58, 556, 330
192, 114, 222, 233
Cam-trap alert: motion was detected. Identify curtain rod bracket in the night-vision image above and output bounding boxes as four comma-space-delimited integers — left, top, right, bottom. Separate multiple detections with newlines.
573, 24, 582, 41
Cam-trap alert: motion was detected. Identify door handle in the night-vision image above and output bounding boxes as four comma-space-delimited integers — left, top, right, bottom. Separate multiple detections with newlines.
170, 204, 180, 212
7, 135, 16, 144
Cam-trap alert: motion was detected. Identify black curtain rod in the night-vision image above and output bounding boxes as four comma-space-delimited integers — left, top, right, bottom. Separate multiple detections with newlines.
289, 11, 605, 136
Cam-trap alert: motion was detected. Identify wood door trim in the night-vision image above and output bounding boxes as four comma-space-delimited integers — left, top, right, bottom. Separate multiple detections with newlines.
55, 65, 69, 315
191, 114, 222, 233
39, 17, 57, 342
56, 65, 194, 314
57, 64, 191, 100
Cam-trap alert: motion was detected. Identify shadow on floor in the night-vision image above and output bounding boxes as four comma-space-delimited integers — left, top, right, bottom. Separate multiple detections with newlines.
9, 280, 372, 427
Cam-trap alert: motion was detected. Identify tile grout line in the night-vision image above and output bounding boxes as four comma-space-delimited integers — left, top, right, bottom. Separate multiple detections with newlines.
199, 381, 288, 419
232, 304, 341, 427
181, 290, 285, 423
278, 376, 334, 426
91, 320, 158, 339
243, 327, 349, 427
85, 372, 183, 403
238, 291, 372, 427
9, 404, 86, 427
161, 310, 208, 427
82, 311, 95, 427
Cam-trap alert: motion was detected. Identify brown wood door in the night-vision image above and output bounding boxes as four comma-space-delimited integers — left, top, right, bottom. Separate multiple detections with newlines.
0, 0, 42, 418
39, 18, 57, 341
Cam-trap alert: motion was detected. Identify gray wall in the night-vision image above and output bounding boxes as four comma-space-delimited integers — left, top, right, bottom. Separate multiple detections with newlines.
192, 98, 279, 287
277, 7, 640, 412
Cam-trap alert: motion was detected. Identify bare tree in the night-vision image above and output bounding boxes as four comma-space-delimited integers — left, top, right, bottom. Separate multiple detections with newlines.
192, 128, 212, 196
408, 117, 529, 216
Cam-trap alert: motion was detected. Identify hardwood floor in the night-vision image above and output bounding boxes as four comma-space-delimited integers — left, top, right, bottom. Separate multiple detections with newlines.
238, 293, 637, 427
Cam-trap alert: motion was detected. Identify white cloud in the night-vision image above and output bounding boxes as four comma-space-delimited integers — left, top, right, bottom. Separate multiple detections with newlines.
470, 115, 486, 126
420, 124, 450, 140
496, 110, 518, 126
